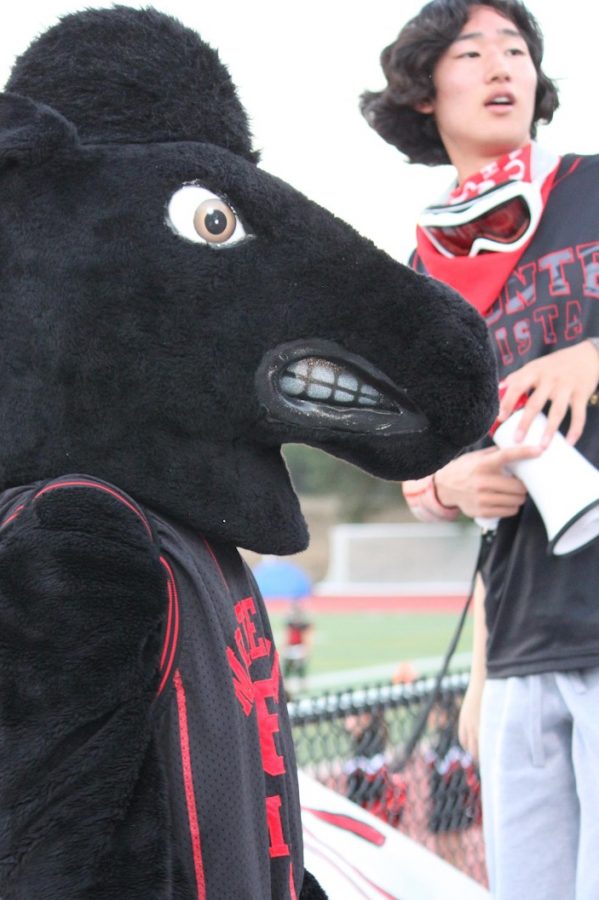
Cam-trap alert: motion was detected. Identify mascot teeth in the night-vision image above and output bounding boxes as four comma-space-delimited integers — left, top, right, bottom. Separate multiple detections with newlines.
256, 340, 432, 436
280, 358, 388, 409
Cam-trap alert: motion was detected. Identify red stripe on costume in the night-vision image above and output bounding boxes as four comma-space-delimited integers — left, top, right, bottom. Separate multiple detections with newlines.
33, 479, 152, 538
0, 504, 25, 529
174, 669, 206, 900
289, 862, 298, 900
302, 808, 386, 847
160, 577, 174, 671
158, 557, 180, 696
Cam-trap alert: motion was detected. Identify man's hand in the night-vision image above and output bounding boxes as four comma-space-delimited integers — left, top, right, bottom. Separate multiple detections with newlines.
498, 340, 599, 448
434, 445, 541, 518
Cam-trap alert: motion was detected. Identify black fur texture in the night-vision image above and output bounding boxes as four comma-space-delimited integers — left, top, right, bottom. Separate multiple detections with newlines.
0, 486, 169, 897
7, 6, 256, 160
0, 42, 497, 553
300, 869, 329, 899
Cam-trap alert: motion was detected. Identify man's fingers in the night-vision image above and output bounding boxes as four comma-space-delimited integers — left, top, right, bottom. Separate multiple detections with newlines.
476, 493, 527, 517
498, 379, 532, 421
565, 394, 588, 446
478, 445, 535, 470
495, 444, 543, 465
512, 388, 550, 442
480, 502, 526, 517
479, 474, 527, 497
541, 391, 571, 448
458, 721, 479, 762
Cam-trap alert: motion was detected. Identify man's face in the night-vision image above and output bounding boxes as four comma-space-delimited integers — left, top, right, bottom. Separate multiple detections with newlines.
421, 4, 538, 175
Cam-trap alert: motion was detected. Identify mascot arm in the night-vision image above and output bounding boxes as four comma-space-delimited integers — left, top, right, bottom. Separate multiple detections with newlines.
0, 482, 167, 896
301, 869, 329, 898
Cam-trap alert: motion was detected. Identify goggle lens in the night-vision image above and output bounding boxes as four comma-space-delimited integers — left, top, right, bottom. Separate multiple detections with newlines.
424, 196, 531, 257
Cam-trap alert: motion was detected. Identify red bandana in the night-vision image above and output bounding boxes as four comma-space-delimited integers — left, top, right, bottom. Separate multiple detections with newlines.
414, 144, 561, 316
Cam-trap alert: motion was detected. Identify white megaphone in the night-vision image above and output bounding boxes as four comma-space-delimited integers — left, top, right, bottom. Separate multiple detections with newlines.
476, 406, 599, 556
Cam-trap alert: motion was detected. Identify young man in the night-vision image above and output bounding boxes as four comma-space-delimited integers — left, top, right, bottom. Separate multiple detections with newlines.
363, 3, 599, 898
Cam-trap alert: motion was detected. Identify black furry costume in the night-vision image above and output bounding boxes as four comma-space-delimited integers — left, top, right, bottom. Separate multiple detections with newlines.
0, 8, 497, 898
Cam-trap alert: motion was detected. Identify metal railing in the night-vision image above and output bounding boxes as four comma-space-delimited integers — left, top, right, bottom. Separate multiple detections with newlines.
289, 672, 487, 886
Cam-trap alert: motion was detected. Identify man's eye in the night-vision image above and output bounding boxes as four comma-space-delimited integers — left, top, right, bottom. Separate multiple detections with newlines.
166, 185, 250, 248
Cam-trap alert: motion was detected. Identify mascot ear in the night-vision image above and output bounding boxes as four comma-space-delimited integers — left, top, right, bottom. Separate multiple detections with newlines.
0, 92, 78, 168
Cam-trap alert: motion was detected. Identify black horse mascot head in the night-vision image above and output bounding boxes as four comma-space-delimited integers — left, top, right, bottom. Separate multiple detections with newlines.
0, 8, 496, 899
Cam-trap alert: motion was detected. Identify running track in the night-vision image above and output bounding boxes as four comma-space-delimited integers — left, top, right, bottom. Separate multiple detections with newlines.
265, 594, 469, 614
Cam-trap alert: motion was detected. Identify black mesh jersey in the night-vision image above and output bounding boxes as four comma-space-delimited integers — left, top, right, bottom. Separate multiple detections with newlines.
414, 154, 599, 678
0, 477, 304, 898
151, 509, 304, 899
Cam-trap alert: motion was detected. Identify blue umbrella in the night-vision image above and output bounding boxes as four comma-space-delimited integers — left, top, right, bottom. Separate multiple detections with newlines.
253, 556, 312, 600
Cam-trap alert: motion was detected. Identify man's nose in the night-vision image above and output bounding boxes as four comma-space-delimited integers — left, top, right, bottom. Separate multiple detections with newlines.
485, 51, 512, 82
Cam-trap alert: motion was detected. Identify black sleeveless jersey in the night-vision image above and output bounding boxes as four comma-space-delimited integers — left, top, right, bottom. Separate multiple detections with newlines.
413, 154, 599, 678
151, 509, 304, 899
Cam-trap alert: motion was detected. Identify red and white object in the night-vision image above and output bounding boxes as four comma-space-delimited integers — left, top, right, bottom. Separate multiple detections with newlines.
476, 406, 599, 555
299, 772, 489, 900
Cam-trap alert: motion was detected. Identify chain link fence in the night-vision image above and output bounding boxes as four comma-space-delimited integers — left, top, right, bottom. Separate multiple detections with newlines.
288, 672, 487, 887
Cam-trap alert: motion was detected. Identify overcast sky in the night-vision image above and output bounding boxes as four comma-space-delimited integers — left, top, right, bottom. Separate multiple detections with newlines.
0, 1, 595, 261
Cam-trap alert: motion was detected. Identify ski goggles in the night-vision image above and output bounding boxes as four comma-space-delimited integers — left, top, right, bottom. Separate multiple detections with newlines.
419, 180, 543, 258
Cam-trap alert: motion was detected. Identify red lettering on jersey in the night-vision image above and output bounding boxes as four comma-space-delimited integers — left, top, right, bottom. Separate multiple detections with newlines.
266, 794, 290, 858
226, 647, 254, 715
533, 304, 559, 345
576, 242, 599, 299
235, 596, 271, 661
493, 327, 514, 366
227, 599, 292, 865
513, 318, 531, 357
234, 624, 252, 670
228, 612, 285, 774
255, 653, 286, 776
565, 300, 584, 340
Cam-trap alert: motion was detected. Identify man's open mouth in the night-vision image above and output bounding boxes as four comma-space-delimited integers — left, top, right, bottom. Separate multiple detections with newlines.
256, 340, 428, 436
485, 91, 515, 108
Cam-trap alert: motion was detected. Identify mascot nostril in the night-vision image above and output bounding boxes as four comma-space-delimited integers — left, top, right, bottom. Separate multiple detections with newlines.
0, 6, 497, 900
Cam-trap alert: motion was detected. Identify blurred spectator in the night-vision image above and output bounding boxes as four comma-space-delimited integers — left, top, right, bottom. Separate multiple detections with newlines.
281, 601, 314, 693
343, 709, 407, 828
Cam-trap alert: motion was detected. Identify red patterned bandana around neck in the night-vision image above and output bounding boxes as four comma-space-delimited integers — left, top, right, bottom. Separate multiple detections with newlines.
414, 143, 561, 316
449, 144, 533, 204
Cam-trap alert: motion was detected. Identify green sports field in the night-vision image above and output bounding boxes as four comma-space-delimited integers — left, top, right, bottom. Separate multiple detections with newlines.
269, 607, 473, 690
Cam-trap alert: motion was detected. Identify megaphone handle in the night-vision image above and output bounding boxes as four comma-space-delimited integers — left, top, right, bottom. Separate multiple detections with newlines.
475, 515, 500, 531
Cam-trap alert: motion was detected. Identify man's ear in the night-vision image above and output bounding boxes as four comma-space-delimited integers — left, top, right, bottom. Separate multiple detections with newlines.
415, 99, 435, 115
0, 92, 79, 168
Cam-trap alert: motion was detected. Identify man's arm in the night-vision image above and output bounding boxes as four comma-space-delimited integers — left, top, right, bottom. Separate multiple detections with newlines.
458, 574, 487, 761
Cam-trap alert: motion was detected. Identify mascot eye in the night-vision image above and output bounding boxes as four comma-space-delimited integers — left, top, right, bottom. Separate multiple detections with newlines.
167, 185, 248, 248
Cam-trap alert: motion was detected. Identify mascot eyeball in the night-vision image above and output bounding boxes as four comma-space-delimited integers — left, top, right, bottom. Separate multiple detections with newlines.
0, 7, 497, 898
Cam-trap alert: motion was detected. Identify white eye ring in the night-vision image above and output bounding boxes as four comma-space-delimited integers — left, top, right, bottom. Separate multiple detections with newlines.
166, 184, 248, 248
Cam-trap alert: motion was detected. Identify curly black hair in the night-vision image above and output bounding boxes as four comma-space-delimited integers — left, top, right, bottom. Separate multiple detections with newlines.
361, 0, 559, 166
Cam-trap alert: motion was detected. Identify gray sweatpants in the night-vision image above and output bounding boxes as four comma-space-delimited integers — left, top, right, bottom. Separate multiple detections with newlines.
480, 668, 599, 900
